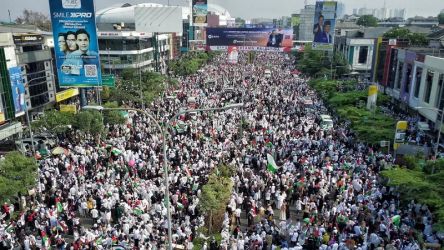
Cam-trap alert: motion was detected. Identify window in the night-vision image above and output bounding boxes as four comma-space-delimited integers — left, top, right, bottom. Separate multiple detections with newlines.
395, 62, 403, 89
358, 46, 368, 64
414, 67, 422, 98
437, 74, 444, 109
423, 70, 434, 103
22, 45, 42, 52
405, 64, 412, 94
388, 50, 398, 88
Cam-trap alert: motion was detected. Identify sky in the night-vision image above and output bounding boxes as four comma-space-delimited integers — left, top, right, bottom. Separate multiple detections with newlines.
0, 0, 441, 22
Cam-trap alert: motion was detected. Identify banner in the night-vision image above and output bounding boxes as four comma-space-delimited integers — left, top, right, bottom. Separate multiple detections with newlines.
394, 121, 408, 150
56, 88, 79, 102
60, 104, 77, 113
312, 1, 337, 51
189, 40, 206, 51
206, 28, 293, 52
8, 67, 26, 117
367, 85, 378, 111
227, 46, 239, 64
49, 0, 102, 87
192, 0, 207, 27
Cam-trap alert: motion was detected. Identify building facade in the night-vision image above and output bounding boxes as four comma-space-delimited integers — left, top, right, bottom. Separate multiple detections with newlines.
0, 31, 56, 116
298, 5, 315, 42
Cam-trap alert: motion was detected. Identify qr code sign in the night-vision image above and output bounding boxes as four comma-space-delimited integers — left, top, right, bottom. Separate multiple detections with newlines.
84, 65, 97, 77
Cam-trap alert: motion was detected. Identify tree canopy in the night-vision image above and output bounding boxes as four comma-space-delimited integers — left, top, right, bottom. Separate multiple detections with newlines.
15, 9, 51, 31
297, 46, 349, 78
357, 15, 379, 27
0, 152, 38, 203
383, 27, 428, 46
381, 159, 444, 231
438, 13, 444, 25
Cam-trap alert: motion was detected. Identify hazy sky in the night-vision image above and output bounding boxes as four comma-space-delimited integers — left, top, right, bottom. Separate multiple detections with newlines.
0, 0, 441, 21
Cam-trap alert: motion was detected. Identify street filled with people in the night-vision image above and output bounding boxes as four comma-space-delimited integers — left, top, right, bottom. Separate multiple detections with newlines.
1, 51, 442, 249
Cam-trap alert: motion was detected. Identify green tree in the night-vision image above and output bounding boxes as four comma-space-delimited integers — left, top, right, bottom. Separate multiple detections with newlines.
32, 110, 74, 134
73, 110, 104, 139
357, 15, 379, 27
15, 9, 51, 31
383, 28, 428, 46
382, 165, 444, 231
102, 102, 126, 126
235, 17, 246, 27
199, 174, 233, 234
438, 13, 444, 24
0, 152, 38, 203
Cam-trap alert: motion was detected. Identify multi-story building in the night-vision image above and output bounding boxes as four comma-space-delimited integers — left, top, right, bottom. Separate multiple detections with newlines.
381, 47, 444, 133
0, 25, 56, 117
336, 2, 346, 19
298, 5, 315, 42
95, 3, 183, 74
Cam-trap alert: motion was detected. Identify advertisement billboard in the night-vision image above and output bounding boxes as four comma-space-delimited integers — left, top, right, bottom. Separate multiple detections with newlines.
227, 46, 239, 64
192, 0, 207, 27
206, 28, 293, 52
8, 67, 26, 117
135, 6, 183, 33
189, 40, 206, 51
49, 0, 102, 87
312, 1, 337, 51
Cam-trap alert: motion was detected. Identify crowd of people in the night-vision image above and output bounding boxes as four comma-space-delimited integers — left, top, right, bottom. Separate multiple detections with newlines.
0, 51, 442, 250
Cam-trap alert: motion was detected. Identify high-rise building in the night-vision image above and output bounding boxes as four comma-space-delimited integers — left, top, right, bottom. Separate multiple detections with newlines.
299, 5, 315, 41
353, 9, 358, 15
336, 2, 346, 19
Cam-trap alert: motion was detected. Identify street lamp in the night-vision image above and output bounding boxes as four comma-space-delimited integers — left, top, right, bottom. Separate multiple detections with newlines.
414, 106, 443, 169
82, 102, 243, 250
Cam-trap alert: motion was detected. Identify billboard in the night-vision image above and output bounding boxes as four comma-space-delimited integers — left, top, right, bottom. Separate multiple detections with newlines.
135, 6, 183, 33
312, 1, 337, 51
227, 46, 239, 64
189, 40, 206, 51
49, 0, 102, 87
13, 34, 44, 45
8, 67, 26, 117
206, 28, 293, 52
192, 0, 207, 26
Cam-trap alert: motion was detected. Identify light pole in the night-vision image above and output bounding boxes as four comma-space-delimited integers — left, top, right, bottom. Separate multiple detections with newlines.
82, 102, 243, 250
414, 106, 444, 171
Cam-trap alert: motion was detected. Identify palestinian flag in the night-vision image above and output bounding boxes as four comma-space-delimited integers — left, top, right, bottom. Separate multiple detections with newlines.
267, 154, 278, 174
56, 202, 63, 213
391, 215, 401, 226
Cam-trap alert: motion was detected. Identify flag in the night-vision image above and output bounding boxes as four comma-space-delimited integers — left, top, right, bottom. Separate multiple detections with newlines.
96, 236, 103, 245
177, 202, 184, 210
133, 208, 143, 216
185, 166, 192, 177
266, 141, 273, 148
267, 154, 278, 174
56, 202, 63, 213
391, 215, 401, 226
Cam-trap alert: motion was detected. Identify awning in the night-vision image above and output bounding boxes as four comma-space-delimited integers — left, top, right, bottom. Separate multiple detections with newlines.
418, 122, 430, 131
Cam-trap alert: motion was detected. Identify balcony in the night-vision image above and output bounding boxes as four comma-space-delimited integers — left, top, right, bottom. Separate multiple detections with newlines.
17, 50, 52, 64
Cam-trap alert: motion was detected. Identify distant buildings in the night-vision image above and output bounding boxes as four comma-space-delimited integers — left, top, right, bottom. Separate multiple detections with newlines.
298, 5, 315, 42
353, 7, 406, 20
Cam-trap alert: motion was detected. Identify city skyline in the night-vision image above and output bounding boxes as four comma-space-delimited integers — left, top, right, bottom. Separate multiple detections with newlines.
0, 0, 441, 22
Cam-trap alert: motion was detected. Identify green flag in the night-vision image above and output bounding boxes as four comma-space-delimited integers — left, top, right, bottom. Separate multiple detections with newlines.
133, 208, 143, 216
56, 202, 63, 213
391, 215, 401, 226
267, 154, 278, 173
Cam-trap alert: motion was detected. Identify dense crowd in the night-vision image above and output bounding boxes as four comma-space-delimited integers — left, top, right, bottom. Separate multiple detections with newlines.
0, 51, 442, 250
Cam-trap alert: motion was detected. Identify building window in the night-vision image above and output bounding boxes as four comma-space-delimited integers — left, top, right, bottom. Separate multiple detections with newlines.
358, 46, 368, 64
395, 62, 403, 89
22, 45, 42, 52
423, 70, 434, 103
437, 74, 444, 109
414, 67, 422, 98
405, 64, 412, 94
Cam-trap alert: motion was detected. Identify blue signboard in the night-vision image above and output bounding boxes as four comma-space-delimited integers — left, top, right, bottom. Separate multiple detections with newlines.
8, 67, 26, 117
49, 0, 102, 87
